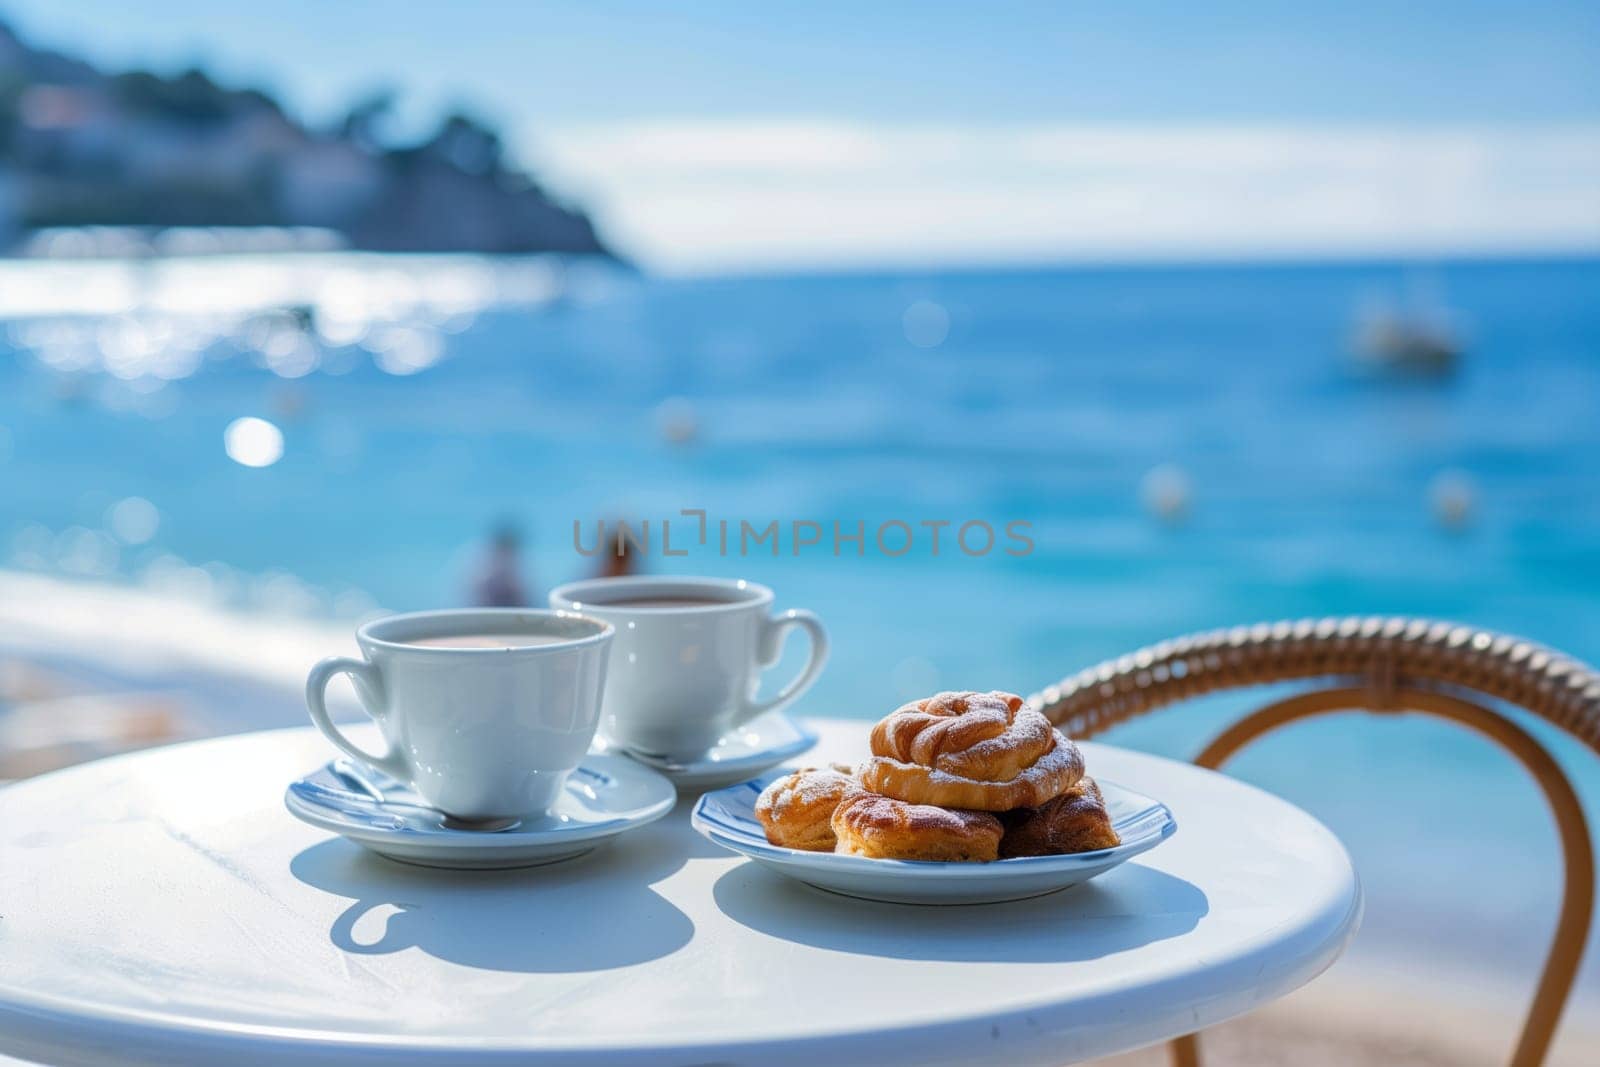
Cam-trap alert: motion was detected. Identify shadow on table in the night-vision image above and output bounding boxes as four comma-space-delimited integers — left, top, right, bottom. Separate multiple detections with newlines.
712, 861, 1208, 962
289, 813, 697, 972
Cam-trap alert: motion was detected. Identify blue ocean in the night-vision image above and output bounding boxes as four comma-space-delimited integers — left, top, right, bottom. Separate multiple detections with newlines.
3, 255, 1599, 992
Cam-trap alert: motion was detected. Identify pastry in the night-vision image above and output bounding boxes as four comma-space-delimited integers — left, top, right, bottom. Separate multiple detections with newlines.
831, 791, 1003, 862
1000, 776, 1121, 858
860, 690, 1085, 811
755, 764, 860, 851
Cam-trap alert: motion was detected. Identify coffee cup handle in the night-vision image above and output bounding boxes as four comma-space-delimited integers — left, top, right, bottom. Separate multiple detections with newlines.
305, 656, 409, 781
741, 609, 829, 723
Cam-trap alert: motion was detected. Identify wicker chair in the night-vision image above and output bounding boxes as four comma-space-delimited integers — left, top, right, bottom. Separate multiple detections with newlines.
1029, 617, 1600, 1067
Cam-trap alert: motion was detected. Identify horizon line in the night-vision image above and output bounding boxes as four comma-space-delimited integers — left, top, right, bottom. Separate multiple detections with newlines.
643, 243, 1600, 281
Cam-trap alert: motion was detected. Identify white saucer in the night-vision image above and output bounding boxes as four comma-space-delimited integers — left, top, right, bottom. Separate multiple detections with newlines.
284, 755, 676, 870
693, 773, 1176, 905
591, 710, 818, 791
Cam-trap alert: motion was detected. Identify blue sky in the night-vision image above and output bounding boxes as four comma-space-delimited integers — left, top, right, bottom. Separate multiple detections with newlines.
6, 2, 1598, 125
5, 2, 1599, 270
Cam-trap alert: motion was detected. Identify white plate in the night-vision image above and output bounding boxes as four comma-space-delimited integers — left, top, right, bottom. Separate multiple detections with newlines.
693, 773, 1176, 904
591, 710, 818, 791
284, 755, 675, 869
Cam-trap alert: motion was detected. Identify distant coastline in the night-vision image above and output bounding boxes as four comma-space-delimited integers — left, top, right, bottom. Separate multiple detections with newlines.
0, 20, 620, 260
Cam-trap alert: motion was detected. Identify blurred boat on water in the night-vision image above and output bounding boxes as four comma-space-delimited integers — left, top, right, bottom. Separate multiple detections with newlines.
1352, 310, 1461, 377
1350, 272, 1464, 379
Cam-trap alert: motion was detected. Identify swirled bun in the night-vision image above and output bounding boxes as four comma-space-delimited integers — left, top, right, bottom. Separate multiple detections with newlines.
831, 791, 1003, 862
860, 691, 1085, 811
755, 764, 861, 851
999, 776, 1121, 858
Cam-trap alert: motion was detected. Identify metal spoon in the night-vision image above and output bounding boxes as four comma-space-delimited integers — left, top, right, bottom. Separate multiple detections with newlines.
328, 760, 520, 833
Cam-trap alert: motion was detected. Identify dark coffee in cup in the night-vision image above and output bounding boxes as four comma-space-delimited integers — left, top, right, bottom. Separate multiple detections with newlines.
589, 596, 729, 610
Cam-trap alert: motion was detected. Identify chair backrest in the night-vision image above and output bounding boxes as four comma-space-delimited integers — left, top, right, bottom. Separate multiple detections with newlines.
1030, 617, 1600, 1067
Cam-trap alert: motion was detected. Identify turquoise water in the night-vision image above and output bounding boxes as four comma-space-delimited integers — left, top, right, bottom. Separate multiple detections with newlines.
4, 255, 1600, 989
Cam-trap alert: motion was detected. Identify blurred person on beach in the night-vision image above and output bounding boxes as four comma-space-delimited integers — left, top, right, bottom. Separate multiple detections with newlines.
592, 518, 641, 580
468, 523, 531, 608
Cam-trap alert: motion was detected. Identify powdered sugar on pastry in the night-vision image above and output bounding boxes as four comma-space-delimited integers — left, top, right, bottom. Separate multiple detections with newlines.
755, 765, 861, 851
862, 690, 1085, 810
871, 691, 1056, 782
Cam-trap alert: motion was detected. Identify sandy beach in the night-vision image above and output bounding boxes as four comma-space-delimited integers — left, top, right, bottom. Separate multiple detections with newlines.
1094, 968, 1600, 1065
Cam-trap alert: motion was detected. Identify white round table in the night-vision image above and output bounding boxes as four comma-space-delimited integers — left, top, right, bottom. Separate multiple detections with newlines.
0, 719, 1360, 1067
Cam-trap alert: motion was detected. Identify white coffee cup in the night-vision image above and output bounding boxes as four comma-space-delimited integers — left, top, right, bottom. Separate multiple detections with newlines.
548, 576, 828, 760
304, 608, 613, 820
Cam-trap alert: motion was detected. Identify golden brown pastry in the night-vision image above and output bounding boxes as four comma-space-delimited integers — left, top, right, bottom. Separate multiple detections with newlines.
755, 764, 861, 851
860, 690, 1085, 811
999, 776, 1121, 858
831, 791, 1003, 862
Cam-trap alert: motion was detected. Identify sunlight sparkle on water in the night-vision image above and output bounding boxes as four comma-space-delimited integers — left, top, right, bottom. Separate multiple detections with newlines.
223, 417, 284, 468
